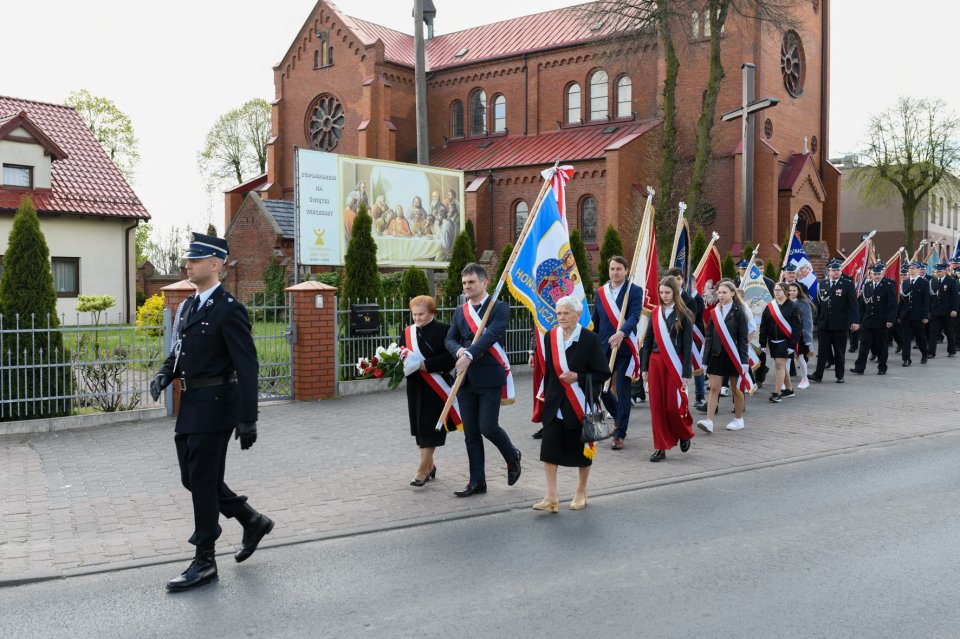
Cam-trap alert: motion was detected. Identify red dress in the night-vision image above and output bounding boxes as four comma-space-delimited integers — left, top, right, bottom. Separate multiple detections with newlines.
642, 307, 694, 450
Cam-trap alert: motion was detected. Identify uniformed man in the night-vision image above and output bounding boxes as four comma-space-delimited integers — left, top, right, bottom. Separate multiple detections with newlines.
810, 259, 860, 383
928, 262, 958, 358
898, 260, 930, 366
734, 260, 749, 287
850, 263, 897, 375
150, 233, 271, 592
781, 263, 808, 296
892, 263, 909, 353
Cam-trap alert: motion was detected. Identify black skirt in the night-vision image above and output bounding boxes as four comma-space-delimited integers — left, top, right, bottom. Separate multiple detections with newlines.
767, 341, 791, 359
540, 413, 592, 467
706, 350, 741, 377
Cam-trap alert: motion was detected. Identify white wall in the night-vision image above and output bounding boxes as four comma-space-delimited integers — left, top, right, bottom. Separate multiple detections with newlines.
0, 132, 53, 188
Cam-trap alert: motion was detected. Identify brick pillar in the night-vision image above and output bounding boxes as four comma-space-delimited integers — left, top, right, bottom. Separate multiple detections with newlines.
161, 279, 195, 415
285, 280, 337, 400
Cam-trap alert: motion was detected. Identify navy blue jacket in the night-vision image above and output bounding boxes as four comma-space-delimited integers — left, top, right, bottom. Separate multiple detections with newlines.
591, 280, 643, 350
445, 297, 509, 389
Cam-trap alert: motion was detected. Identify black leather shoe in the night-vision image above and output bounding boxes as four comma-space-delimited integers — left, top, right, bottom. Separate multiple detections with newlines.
410, 476, 428, 487
507, 450, 522, 486
679, 439, 691, 453
902, 360, 911, 367
849, 368, 863, 375
949, 353, 957, 358
921, 356, 928, 364
895, 345, 902, 353
926, 353, 936, 359
808, 374, 822, 383
167, 549, 217, 591
649, 450, 666, 462
454, 483, 487, 497
878, 368, 887, 375
848, 347, 857, 353
235, 514, 274, 563
532, 428, 543, 439
836, 378, 845, 383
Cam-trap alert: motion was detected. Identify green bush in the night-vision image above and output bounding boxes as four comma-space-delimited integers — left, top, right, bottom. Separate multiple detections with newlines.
313, 270, 341, 289
136, 294, 165, 336
135, 288, 148, 308
569, 229, 594, 298
465, 218, 477, 257
443, 231, 477, 300
741, 241, 755, 262
721, 251, 736, 280
261, 257, 287, 306
380, 271, 405, 301
598, 225, 624, 287
764, 259, 778, 282
399, 267, 430, 304
343, 203, 380, 301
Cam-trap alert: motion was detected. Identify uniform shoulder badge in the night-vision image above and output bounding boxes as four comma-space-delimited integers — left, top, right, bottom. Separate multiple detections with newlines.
227, 297, 234, 303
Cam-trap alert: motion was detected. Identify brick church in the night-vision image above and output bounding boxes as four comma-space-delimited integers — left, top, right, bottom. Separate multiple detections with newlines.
225, 0, 837, 296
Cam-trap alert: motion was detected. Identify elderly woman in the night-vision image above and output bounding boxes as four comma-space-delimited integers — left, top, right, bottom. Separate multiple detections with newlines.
534, 295, 611, 512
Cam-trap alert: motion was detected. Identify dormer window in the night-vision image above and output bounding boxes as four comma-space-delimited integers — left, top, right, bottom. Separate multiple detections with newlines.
2, 164, 32, 188
315, 31, 334, 68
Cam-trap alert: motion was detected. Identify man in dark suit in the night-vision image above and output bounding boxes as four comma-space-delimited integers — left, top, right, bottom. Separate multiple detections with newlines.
850, 263, 897, 375
445, 263, 521, 497
810, 259, 860, 383
927, 263, 958, 358
898, 261, 931, 366
590, 256, 642, 450
754, 258, 776, 296
150, 233, 271, 592
781, 263, 809, 296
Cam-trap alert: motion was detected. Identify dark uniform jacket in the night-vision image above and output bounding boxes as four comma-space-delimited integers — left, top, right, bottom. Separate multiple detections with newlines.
814, 277, 860, 330
399, 319, 457, 436
541, 328, 611, 427
759, 299, 801, 349
860, 278, 898, 329
159, 285, 259, 434
899, 277, 931, 321
641, 307, 693, 378
591, 281, 643, 347
682, 290, 706, 334
929, 275, 959, 316
703, 302, 750, 365
445, 297, 509, 389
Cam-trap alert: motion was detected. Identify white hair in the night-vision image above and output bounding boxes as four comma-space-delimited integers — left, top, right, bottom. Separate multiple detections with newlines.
555, 295, 582, 315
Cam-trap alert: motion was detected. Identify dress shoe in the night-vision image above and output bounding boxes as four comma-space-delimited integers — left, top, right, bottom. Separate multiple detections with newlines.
649, 449, 666, 462
902, 360, 911, 367
921, 356, 928, 364
849, 368, 863, 375
926, 353, 936, 359
235, 513, 274, 563
569, 495, 588, 510
430, 466, 437, 479
895, 345, 902, 353
507, 450, 522, 486
848, 346, 857, 353
808, 374, 822, 383
878, 368, 887, 375
869, 354, 877, 362
679, 439, 691, 452
410, 476, 428, 487
167, 548, 218, 591
611, 436, 624, 450
836, 378, 845, 384
532, 428, 543, 439
532, 499, 559, 513
949, 353, 957, 358
454, 482, 487, 497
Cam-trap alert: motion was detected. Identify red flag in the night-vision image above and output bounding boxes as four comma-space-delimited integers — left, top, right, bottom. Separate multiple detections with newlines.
841, 238, 871, 293
643, 226, 660, 316
694, 244, 723, 325
883, 251, 902, 283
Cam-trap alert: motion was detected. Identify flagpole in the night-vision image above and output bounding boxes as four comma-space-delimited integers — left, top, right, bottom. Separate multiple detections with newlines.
669, 202, 687, 267
780, 213, 799, 271
740, 244, 761, 290
911, 239, 927, 262
693, 231, 721, 281
434, 164, 557, 430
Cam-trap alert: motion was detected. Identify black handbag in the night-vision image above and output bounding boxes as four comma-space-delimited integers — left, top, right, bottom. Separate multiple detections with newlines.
580, 374, 613, 443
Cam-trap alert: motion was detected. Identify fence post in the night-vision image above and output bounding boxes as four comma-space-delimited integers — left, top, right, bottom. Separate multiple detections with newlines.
161, 279, 195, 416
285, 280, 337, 400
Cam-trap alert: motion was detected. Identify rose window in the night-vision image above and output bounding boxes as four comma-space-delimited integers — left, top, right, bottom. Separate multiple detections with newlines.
306, 94, 345, 151
780, 30, 805, 98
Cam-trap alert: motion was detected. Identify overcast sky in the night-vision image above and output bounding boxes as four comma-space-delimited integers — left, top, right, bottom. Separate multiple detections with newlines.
3, 0, 958, 234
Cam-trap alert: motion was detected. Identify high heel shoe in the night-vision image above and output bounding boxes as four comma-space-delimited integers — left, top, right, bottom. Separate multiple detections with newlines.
531, 499, 559, 513
569, 495, 588, 510
430, 466, 437, 479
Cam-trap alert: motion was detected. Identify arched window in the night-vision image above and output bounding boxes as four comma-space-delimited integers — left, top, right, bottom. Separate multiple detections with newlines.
470, 89, 487, 136
588, 70, 608, 121
451, 101, 464, 139
514, 201, 528, 239
566, 83, 581, 124
691, 12, 700, 38
580, 196, 597, 243
315, 31, 334, 68
616, 76, 632, 119
704, 11, 712, 37
493, 94, 506, 133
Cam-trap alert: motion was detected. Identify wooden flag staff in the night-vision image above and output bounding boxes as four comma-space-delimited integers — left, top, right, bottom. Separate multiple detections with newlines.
692, 231, 721, 281
668, 201, 687, 268
780, 213, 799, 271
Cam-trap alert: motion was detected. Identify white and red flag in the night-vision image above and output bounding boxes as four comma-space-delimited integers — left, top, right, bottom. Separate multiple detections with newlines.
541, 165, 574, 230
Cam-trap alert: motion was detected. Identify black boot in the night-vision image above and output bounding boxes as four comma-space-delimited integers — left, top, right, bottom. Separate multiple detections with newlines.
235, 504, 275, 563
167, 546, 218, 592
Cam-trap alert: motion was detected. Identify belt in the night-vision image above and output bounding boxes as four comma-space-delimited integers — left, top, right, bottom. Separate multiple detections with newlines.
181, 374, 237, 391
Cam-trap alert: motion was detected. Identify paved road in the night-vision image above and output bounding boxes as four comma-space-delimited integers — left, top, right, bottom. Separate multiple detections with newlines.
2, 428, 959, 639
1, 354, 958, 583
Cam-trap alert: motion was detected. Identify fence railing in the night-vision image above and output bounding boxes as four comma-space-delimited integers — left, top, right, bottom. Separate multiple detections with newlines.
248, 294, 294, 401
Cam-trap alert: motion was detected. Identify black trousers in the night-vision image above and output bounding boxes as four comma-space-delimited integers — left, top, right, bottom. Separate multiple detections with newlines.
458, 384, 518, 485
854, 327, 889, 373
929, 315, 956, 355
814, 329, 848, 379
175, 430, 248, 548
899, 319, 929, 362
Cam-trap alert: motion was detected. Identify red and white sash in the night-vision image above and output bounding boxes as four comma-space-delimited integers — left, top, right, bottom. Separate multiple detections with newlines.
767, 301, 793, 339
597, 282, 641, 379
463, 300, 516, 404
710, 306, 756, 394
548, 327, 595, 460
652, 307, 691, 419
691, 324, 705, 374
404, 324, 462, 431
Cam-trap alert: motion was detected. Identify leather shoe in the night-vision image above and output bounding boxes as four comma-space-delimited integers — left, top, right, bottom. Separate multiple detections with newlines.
902, 360, 911, 367
235, 514, 274, 563
611, 436, 624, 450
849, 368, 863, 375
921, 356, 928, 364
808, 374, 822, 383
649, 450, 666, 462
679, 439, 691, 452
878, 368, 887, 375
167, 548, 217, 591
532, 428, 543, 439
507, 450, 522, 486
836, 378, 844, 383
454, 482, 487, 497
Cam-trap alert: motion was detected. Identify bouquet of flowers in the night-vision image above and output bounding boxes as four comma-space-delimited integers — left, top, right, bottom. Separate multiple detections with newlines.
356, 342, 411, 390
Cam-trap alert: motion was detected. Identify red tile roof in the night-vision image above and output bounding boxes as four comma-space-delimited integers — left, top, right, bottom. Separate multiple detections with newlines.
430, 119, 660, 172
778, 153, 809, 191
0, 96, 149, 219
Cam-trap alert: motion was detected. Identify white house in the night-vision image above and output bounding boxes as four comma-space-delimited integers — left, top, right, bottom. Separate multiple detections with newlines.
0, 96, 150, 323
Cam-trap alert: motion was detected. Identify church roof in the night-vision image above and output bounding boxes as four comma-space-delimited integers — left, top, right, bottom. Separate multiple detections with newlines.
0, 95, 149, 219
430, 119, 660, 172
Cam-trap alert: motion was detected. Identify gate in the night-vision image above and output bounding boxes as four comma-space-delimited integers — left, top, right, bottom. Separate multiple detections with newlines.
247, 293, 294, 401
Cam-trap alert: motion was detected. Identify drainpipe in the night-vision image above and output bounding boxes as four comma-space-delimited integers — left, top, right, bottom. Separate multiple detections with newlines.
523, 53, 529, 135
123, 219, 139, 323
488, 170, 495, 251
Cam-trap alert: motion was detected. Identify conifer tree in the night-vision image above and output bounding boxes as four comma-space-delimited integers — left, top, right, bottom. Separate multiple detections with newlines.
741, 240, 755, 262
343, 203, 379, 302
597, 225, 624, 287
721, 251, 737, 280
443, 231, 477, 301
764, 259, 778, 282
690, 228, 707, 275
569, 229, 594, 299
399, 267, 430, 304
464, 218, 477, 257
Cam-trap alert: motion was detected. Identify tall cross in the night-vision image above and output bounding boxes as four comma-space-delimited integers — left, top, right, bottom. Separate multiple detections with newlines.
720, 63, 780, 244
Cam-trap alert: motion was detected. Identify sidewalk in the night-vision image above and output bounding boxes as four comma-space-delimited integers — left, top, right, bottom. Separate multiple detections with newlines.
2, 357, 957, 585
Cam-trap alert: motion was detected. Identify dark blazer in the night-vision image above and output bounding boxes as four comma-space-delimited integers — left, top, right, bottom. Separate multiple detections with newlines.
930, 276, 959, 316
861, 278, 898, 328
899, 277, 931, 321
541, 328, 611, 427
759, 299, 801, 350
641, 307, 693, 378
159, 285, 259, 434
814, 277, 860, 330
683, 289, 706, 333
445, 297, 509, 389
398, 319, 457, 436
591, 280, 644, 346
703, 302, 750, 365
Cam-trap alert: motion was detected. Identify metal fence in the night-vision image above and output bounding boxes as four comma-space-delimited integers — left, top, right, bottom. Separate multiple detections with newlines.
248, 294, 294, 401
334, 296, 535, 385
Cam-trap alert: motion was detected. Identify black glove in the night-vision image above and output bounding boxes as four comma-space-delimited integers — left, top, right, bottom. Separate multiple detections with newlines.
235, 421, 257, 450
149, 373, 171, 402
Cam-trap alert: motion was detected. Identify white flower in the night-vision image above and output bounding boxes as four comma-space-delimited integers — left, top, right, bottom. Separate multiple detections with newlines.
375, 345, 386, 357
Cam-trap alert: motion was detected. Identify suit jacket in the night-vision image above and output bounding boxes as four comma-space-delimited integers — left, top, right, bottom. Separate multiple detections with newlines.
159, 285, 259, 434
860, 278, 898, 328
541, 329, 611, 426
445, 297, 509, 389
683, 290, 706, 333
641, 307, 693, 378
703, 302, 750, 365
814, 277, 860, 330
899, 277, 931, 321
591, 280, 643, 352
930, 276, 959, 316
759, 299, 801, 349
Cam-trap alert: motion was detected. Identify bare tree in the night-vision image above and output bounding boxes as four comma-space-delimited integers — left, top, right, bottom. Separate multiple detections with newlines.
146, 225, 192, 275
849, 97, 960, 253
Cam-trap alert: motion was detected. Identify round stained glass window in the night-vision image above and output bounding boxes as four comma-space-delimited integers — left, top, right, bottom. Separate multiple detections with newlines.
780, 30, 805, 98
305, 94, 345, 151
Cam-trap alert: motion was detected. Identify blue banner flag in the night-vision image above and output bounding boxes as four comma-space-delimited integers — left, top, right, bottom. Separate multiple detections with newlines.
672, 218, 691, 289
927, 247, 940, 273
785, 232, 818, 298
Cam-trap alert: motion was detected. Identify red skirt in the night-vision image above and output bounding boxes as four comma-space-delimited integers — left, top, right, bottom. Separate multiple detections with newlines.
648, 351, 694, 450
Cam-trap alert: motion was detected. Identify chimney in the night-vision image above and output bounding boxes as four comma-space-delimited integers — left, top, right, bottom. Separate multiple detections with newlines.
423, 0, 437, 39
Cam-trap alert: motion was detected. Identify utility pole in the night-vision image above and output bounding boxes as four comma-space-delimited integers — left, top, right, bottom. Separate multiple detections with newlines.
414, 0, 428, 165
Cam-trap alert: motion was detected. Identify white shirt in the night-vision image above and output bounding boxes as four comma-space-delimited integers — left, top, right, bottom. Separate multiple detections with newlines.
608, 281, 624, 298
194, 283, 220, 309
719, 302, 733, 320
662, 303, 675, 318
556, 324, 582, 418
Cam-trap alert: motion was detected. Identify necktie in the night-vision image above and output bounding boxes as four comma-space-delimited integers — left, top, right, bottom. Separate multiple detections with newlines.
473, 304, 482, 313
192, 296, 201, 314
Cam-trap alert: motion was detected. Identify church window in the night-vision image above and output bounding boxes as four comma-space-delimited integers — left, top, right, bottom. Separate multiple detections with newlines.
810, 135, 818, 155
580, 196, 597, 243
470, 89, 487, 136
764, 118, 773, 139
780, 30, 805, 97
588, 70, 608, 121
616, 76, 632, 119
566, 83, 581, 124
514, 201, 528, 239
306, 93, 345, 151
451, 101, 464, 139
493, 95, 506, 133
315, 31, 334, 68
691, 12, 700, 38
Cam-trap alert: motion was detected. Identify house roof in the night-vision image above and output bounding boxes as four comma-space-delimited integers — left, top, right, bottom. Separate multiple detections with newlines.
778, 152, 809, 190
0, 110, 68, 161
0, 96, 149, 219
430, 119, 660, 172
262, 198, 295, 239
778, 152, 825, 202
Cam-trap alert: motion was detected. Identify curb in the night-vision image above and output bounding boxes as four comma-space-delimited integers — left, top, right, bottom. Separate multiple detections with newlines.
0, 407, 169, 437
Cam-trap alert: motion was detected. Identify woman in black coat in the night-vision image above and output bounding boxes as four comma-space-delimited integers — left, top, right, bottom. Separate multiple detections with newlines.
534, 296, 611, 513
398, 295, 457, 487
698, 279, 751, 434
759, 282, 802, 402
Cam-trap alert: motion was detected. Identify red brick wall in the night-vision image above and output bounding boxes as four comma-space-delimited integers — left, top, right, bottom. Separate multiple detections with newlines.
224, 195, 294, 304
